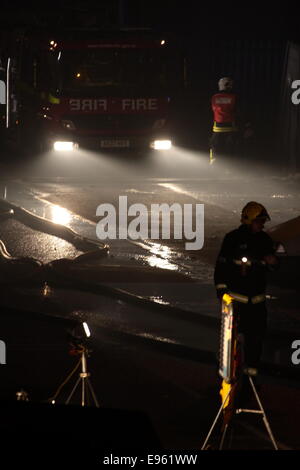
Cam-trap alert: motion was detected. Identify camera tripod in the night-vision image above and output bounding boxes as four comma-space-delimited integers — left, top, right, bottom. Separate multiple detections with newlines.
50, 343, 100, 407
201, 293, 278, 450
201, 368, 278, 450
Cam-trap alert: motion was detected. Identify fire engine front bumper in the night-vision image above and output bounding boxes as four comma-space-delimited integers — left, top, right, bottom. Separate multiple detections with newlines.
52, 135, 172, 152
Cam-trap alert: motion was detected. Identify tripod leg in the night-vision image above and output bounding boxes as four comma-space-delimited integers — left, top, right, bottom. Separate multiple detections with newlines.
82, 377, 86, 406
228, 424, 235, 449
219, 424, 229, 450
201, 386, 232, 450
248, 376, 278, 450
65, 376, 81, 405
86, 377, 100, 408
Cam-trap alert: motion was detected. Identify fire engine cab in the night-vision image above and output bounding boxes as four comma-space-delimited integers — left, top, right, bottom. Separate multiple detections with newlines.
2, 29, 184, 153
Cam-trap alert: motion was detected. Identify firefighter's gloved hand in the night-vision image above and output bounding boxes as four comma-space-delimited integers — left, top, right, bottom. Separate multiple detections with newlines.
263, 254, 278, 265
263, 254, 280, 272
216, 288, 228, 301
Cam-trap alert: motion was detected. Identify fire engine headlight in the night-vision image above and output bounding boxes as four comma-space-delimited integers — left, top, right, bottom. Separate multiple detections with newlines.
53, 141, 78, 152
150, 140, 172, 150
61, 120, 76, 130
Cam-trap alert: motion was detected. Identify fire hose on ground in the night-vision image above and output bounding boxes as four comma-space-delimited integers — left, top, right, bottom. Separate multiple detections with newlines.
0, 199, 298, 381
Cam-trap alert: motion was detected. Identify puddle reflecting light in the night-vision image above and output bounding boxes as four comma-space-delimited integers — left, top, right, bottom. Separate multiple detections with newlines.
50, 205, 72, 225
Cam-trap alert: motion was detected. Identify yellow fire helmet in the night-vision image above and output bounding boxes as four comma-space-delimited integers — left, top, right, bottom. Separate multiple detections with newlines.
241, 201, 271, 225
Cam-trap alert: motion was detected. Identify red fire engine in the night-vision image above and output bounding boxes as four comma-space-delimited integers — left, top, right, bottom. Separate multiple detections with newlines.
3, 29, 184, 153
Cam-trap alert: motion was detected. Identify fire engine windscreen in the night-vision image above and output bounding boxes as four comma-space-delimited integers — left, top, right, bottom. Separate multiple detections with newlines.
51, 48, 172, 92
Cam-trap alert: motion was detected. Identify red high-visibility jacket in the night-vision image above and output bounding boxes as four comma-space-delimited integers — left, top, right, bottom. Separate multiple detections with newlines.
211, 92, 237, 124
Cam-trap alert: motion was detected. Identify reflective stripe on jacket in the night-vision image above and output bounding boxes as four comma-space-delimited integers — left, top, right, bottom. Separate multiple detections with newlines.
229, 292, 266, 304
214, 225, 277, 300
212, 121, 237, 133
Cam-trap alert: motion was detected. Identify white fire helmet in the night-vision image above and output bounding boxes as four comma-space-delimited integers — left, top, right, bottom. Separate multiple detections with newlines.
218, 77, 233, 91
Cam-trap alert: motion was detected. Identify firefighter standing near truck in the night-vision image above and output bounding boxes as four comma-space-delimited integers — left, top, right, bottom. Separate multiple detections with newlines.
214, 201, 279, 369
210, 77, 238, 164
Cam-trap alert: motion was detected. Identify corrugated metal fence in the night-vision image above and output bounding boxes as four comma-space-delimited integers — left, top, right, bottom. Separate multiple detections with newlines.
185, 39, 289, 167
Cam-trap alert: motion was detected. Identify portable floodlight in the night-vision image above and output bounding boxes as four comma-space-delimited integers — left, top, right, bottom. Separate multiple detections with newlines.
219, 293, 236, 383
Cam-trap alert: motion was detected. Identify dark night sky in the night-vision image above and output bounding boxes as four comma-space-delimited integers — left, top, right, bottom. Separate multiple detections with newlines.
0, 0, 299, 40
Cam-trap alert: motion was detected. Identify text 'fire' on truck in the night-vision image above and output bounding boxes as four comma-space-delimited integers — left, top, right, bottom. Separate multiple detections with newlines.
5, 31, 185, 153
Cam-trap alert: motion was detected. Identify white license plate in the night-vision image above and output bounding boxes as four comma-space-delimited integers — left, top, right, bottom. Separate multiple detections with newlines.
100, 140, 130, 148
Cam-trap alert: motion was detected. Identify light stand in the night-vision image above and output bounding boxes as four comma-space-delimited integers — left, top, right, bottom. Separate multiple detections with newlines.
65, 344, 100, 407
201, 294, 278, 450
201, 369, 278, 450
50, 322, 100, 408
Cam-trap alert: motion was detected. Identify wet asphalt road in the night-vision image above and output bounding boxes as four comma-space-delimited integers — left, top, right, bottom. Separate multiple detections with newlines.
0, 147, 300, 452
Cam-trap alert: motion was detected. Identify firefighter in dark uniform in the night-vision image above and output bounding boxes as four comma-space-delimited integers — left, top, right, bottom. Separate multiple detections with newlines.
210, 77, 238, 164
214, 201, 279, 369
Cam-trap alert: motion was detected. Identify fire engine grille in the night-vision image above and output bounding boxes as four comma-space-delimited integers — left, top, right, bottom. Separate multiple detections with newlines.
62, 114, 157, 131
